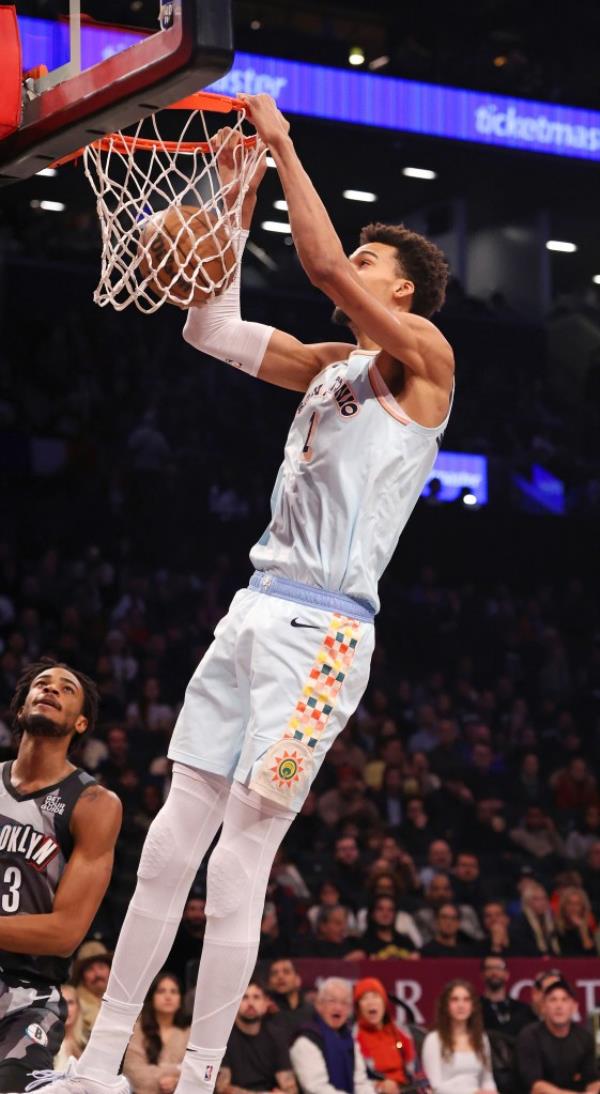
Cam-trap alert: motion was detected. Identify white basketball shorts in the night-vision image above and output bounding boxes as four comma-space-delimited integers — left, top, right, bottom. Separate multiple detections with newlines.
168, 571, 375, 811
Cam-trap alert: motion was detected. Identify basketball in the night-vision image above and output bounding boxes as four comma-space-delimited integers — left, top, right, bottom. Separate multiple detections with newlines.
138, 204, 236, 306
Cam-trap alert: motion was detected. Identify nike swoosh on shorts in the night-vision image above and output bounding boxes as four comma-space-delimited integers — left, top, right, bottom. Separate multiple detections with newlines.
290, 618, 321, 630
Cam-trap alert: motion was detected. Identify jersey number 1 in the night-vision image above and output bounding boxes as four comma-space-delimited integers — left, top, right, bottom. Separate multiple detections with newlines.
1, 865, 22, 912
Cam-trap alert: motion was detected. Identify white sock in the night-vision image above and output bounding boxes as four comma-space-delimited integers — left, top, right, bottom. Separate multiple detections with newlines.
77, 765, 229, 1081
175, 782, 294, 1094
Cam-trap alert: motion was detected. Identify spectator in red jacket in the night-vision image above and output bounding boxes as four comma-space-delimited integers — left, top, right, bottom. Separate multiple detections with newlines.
354, 977, 417, 1092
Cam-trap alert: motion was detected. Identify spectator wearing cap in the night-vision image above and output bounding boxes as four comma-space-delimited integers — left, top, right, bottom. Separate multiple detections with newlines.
71, 940, 113, 1043
354, 977, 417, 1092
290, 978, 377, 1094
515, 979, 600, 1093
529, 970, 562, 1020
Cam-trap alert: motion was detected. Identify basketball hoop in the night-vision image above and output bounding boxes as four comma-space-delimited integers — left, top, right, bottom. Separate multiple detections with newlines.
52, 92, 262, 313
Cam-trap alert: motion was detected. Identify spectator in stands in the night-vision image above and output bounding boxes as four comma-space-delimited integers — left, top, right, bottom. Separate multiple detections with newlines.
54, 985, 86, 1068
407, 704, 439, 755
72, 940, 112, 1043
509, 752, 549, 811
515, 979, 600, 1093
217, 982, 297, 1094
354, 977, 417, 1091
509, 882, 560, 957
290, 978, 376, 1094
302, 906, 366, 960
509, 806, 566, 865
399, 798, 438, 860
422, 979, 497, 1093
566, 806, 600, 863
421, 903, 477, 956
582, 841, 600, 915
416, 875, 483, 945
419, 840, 453, 888
529, 969, 562, 1019
480, 957, 535, 1038
307, 880, 359, 936
479, 902, 512, 957
551, 756, 600, 813
317, 768, 380, 832
267, 959, 314, 1036
360, 896, 419, 960
123, 973, 189, 1094
328, 835, 368, 911
452, 852, 484, 912
357, 872, 422, 948
429, 718, 465, 780
370, 766, 405, 829
126, 676, 174, 734
166, 891, 206, 986
555, 886, 598, 955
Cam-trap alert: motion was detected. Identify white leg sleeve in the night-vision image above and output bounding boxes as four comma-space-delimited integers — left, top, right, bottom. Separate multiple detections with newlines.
175, 782, 295, 1094
77, 764, 230, 1083
182, 229, 274, 377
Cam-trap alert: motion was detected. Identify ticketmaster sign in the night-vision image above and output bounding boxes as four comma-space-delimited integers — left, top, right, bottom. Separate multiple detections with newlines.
211, 52, 600, 161
16, 18, 600, 161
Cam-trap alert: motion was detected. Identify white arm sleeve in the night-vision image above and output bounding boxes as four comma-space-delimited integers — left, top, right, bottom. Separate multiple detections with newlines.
182, 228, 275, 378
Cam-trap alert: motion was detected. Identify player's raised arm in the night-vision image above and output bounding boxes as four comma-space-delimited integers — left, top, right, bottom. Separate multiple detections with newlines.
241, 93, 454, 392
0, 784, 121, 957
182, 127, 351, 393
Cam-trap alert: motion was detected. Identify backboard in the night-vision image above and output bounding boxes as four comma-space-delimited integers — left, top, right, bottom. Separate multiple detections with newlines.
0, 0, 233, 184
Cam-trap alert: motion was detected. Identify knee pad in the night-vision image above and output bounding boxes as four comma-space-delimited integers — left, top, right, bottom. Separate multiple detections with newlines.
205, 843, 249, 919
137, 810, 176, 881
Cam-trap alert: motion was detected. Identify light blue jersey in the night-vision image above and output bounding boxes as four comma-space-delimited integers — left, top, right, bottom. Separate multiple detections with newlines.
250, 348, 453, 613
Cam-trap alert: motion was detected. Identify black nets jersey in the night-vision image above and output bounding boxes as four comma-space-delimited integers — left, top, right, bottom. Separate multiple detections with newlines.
0, 760, 96, 986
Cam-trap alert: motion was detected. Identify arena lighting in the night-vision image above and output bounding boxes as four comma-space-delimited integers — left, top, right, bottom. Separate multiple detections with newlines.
546, 240, 577, 252
342, 189, 377, 202
261, 220, 292, 233
462, 492, 478, 506
402, 167, 438, 180
36, 167, 57, 177
348, 45, 365, 66
30, 198, 65, 211
592, 275, 600, 285
273, 199, 288, 210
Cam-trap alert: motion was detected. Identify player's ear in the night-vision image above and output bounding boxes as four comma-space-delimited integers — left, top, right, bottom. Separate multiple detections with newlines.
394, 279, 414, 304
73, 715, 88, 737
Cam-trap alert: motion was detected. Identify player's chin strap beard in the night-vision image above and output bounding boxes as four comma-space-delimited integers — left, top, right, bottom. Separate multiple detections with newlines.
18, 711, 69, 738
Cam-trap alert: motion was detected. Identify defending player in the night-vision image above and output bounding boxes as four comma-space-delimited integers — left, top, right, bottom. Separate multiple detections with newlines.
45, 94, 454, 1094
0, 659, 121, 1092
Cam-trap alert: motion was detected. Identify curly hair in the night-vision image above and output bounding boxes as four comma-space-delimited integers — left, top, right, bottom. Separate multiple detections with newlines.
8, 657, 99, 741
140, 973, 187, 1065
435, 979, 489, 1064
359, 222, 449, 317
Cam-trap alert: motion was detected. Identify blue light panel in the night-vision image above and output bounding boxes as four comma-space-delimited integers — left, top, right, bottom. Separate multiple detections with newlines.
18, 18, 600, 161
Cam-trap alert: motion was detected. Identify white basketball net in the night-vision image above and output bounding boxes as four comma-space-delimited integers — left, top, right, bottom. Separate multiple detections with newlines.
82, 103, 264, 313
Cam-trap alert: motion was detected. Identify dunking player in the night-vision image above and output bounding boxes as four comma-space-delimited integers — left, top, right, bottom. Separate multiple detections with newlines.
45, 94, 454, 1094
0, 660, 121, 1092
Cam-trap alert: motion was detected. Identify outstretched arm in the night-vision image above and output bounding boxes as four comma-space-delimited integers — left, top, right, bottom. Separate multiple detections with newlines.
183, 127, 351, 392
241, 93, 453, 389
0, 784, 121, 956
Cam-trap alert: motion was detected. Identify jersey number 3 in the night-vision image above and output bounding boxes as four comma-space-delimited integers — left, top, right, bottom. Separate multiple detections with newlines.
1, 865, 22, 912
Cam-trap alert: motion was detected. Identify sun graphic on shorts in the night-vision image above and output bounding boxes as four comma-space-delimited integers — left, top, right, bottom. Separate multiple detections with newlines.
270, 748, 305, 789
